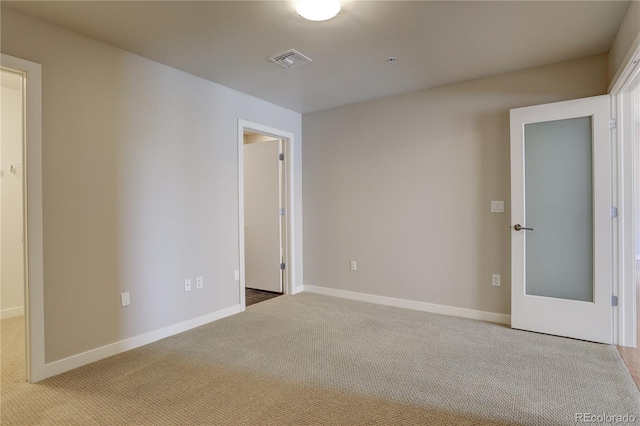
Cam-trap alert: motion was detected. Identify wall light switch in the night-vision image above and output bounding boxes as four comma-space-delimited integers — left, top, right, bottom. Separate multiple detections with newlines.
196, 276, 203, 289
184, 279, 192, 292
234, 270, 240, 281
490, 201, 504, 213
350, 260, 357, 271
120, 292, 130, 307
492, 274, 501, 287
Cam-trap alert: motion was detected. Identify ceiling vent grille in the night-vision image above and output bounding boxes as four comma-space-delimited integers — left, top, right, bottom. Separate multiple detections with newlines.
267, 49, 312, 69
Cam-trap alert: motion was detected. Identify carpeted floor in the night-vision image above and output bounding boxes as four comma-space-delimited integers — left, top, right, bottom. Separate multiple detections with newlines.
1, 293, 639, 425
1, 315, 25, 386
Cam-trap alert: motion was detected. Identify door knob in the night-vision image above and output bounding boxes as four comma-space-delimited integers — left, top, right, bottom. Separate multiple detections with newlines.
514, 224, 533, 231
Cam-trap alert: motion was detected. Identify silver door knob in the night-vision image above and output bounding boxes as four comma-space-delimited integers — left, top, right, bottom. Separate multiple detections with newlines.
514, 224, 533, 231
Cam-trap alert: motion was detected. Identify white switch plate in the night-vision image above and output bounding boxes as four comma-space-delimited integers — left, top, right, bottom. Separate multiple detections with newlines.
184, 279, 192, 292
492, 274, 501, 287
120, 292, 130, 307
350, 260, 357, 271
196, 276, 203, 289
234, 270, 240, 281
490, 201, 504, 213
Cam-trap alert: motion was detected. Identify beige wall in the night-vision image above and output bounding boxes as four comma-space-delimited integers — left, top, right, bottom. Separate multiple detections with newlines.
302, 54, 608, 316
609, 1, 640, 84
1, 7, 301, 363
0, 71, 25, 318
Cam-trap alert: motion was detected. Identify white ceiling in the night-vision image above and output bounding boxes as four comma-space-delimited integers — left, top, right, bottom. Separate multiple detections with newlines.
3, 1, 631, 113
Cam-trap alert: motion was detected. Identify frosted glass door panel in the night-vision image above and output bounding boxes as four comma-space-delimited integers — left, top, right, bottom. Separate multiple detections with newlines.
524, 117, 593, 302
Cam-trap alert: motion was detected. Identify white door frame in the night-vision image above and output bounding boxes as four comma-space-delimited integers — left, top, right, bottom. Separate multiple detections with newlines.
1, 53, 44, 382
610, 38, 640, 348
238, 120, 296, 309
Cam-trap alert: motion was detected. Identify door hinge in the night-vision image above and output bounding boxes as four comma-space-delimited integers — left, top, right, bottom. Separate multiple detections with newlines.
279, 208, 285, 216
611, 207, 618, 218
612, 295, 618, 307
609, 118, 617, 130
279, 153, 284, 161
280, 262, 286, 270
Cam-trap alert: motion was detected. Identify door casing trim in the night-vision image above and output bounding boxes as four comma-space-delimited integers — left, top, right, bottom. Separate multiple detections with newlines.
610, 46, 640, 348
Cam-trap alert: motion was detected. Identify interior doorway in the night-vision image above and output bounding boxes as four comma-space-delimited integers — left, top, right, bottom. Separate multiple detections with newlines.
1, 67, 26, 382
243, 131, 284, 295
0, 53, 43, 384
240, 127, 289, 307
620, 76, 640, 386
614, 51, 640, 387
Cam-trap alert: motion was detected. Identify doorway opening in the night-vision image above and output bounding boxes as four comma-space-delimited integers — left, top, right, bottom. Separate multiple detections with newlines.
623, 73, 640, 385
243, 130, 285, 306
0, 54, 43, 384
238, 122, 294, 309
1, 67, 26, 382
612, 46, 640, 387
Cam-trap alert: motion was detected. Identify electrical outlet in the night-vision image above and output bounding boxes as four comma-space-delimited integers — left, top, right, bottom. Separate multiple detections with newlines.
120, 292, 130, 307
196, 276, 203, 289
184, 279, 192, 292
350, 260, 357, 271
492, 274, 501, 287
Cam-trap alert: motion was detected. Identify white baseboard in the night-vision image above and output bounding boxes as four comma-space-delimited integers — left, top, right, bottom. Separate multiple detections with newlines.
1, 306, 24, 319
302, 285, 511, 325
43, 304, 243, 379
290, 285, 304, 295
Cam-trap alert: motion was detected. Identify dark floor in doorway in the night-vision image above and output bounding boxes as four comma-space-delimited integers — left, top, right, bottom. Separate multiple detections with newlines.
246, 288, 281, 307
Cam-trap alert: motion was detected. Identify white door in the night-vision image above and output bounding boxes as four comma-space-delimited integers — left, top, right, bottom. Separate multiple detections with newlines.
510, 95, 612, 344
244, 138, 282, 293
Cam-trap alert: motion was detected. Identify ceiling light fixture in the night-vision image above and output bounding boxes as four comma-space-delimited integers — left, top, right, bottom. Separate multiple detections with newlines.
296, 0, 341, 21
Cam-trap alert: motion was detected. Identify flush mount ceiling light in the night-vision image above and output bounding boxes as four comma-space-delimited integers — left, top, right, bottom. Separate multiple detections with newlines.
296, 0, 341, 21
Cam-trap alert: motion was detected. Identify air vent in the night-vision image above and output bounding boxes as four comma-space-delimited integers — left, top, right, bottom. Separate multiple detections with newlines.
267, 49, 312, 69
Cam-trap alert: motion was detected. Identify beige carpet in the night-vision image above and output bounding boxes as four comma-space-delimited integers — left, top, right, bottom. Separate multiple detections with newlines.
1, 293, 639, 425
1, 315, 24, 386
